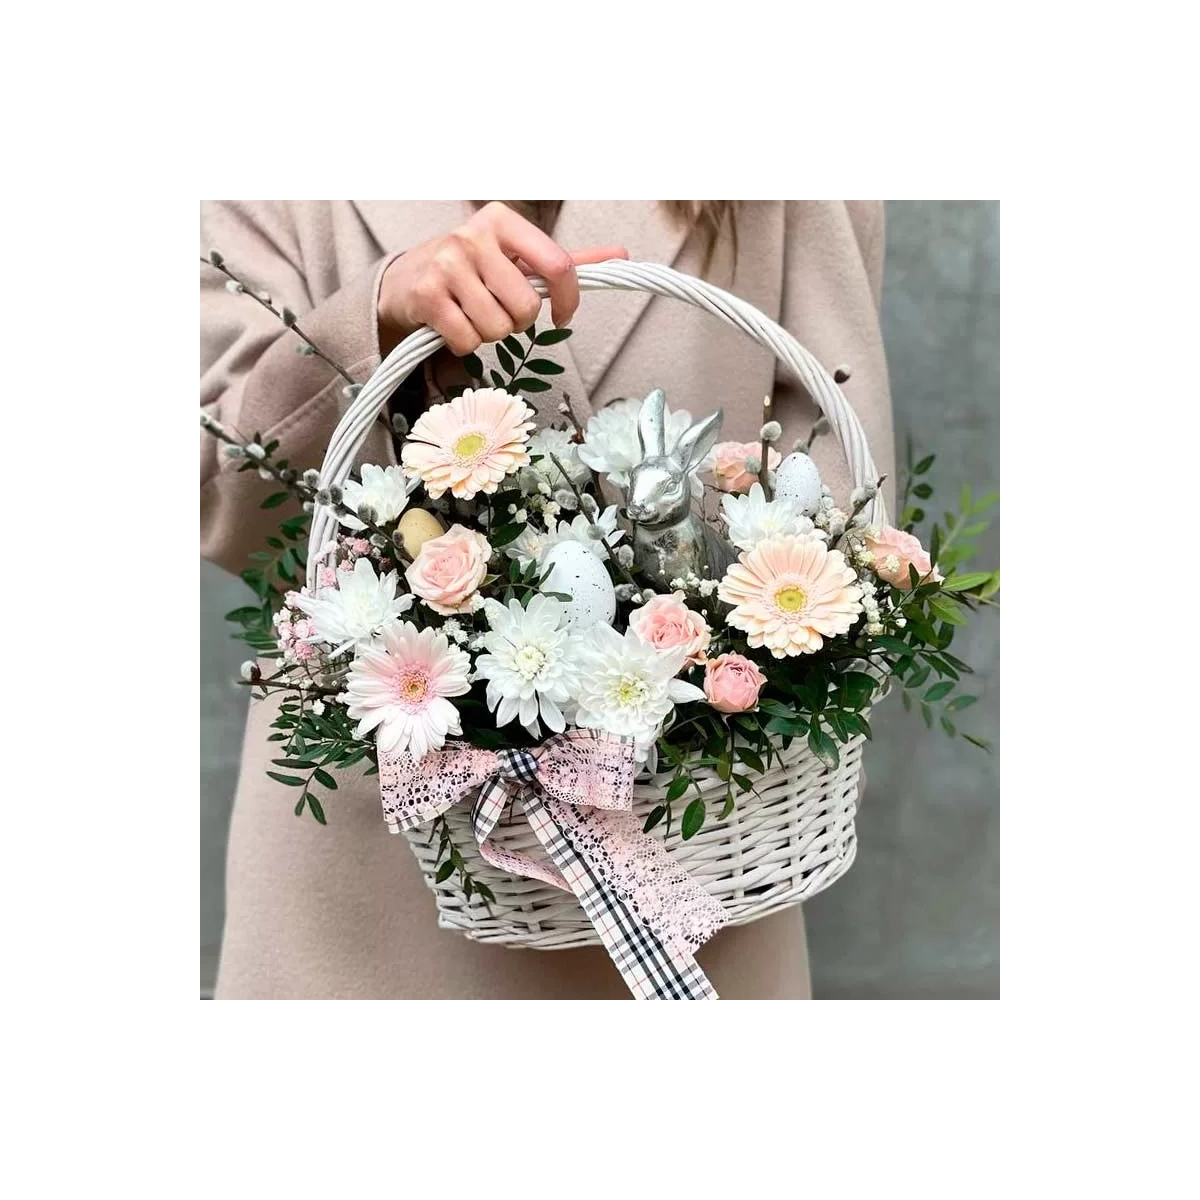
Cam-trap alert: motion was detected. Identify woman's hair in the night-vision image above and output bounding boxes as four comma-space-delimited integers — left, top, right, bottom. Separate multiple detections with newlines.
487, 201, 738, 274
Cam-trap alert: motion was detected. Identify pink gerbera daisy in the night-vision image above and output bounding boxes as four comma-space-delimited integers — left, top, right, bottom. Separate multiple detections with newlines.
718, 536, 863, 657
343, 622, 471, 760
401, 387, 536, 500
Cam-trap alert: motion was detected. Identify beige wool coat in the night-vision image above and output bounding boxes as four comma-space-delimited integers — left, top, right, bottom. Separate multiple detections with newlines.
201, 200, 894, 1000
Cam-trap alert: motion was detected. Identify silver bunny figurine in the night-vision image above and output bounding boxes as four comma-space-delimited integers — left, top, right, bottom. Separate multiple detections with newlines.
624, 389, 736, 588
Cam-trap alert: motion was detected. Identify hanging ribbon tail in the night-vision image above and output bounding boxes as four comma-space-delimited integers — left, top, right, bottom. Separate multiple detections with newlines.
522, 793, 722, 1001
378, 730, 728, 1000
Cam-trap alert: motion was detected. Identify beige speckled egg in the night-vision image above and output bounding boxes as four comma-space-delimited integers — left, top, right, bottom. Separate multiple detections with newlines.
396, 508, 446, 557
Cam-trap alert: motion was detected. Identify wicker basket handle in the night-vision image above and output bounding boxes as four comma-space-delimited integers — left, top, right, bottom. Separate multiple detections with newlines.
307, 259, 886, 586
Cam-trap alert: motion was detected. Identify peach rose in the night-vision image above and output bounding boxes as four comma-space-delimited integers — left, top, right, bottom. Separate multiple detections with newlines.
629, 592, 712, 665
405, 524, 491, 615
711, 441, 782, 494
865, 527, 942, 588
703, 653, 768, 713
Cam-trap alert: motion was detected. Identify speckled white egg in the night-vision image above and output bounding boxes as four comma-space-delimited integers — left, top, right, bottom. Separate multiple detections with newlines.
773, 452, 823, 515
539, 540, 617, 629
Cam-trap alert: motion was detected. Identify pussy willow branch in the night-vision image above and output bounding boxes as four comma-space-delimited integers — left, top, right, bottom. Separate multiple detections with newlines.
758, 394, 774, 501
201, 253, 394, 439
546, 452, 642, 592
201, 255, 357, 386
199, 411, 413, 563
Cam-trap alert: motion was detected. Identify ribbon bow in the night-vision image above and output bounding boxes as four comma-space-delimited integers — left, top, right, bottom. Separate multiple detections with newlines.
378, 729, 728, 1000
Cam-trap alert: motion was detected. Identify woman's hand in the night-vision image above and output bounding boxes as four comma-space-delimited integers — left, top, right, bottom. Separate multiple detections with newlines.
378, 201, 628, 355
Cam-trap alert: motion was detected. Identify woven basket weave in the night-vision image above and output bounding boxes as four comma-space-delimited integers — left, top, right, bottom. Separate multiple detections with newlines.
308, 261, 887, 949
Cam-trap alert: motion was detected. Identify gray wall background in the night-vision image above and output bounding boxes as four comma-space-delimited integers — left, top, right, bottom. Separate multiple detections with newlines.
199, 200, 1000, 999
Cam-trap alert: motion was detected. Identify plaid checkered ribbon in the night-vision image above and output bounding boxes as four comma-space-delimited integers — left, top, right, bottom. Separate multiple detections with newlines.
378, 730, 727, 1000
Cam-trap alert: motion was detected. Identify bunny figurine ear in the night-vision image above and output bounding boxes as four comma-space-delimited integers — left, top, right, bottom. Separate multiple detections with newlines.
637, 388, 668, 456
674, 409, 723, 472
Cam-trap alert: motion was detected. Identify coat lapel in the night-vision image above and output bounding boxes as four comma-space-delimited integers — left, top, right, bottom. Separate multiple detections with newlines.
548, 201, 690, 403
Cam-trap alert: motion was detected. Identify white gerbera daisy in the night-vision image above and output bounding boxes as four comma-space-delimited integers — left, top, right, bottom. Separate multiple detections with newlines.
474, 596, 578, 737
570, 624, 705, 759
721, 482, 820, 552
293, 557, 413, 656
338, 464, 418, 530
343, 623, 471, 760
518, 428, 591, 495
577, 396, 695, 491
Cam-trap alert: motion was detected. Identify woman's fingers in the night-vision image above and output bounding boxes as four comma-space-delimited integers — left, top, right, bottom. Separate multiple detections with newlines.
475, 238, 544, 331
448, 266, 516, 345
423, 294, 482, 356
569, 245, 631, 266
481, 202, 580, 327
377, 204, 635, 353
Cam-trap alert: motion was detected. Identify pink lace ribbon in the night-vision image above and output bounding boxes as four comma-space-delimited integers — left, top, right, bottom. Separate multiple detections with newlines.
377, 730, 728, 1000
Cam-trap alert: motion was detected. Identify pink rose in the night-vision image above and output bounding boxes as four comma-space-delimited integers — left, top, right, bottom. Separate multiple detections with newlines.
711, 441, 782, 493
629, 591, 712, 665
317, 566, 338, 589
865, 526, 943, 588
405, 524, 491, 615
703, 653, 768, 713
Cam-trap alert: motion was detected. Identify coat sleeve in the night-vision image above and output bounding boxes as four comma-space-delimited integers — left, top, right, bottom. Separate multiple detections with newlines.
200, 201, 399, 576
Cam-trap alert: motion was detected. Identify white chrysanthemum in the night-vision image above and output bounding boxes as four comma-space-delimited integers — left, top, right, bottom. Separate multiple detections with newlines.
549, 504, 625, 559
504, 505, 624, 567
570, 624, 705, 759
505, 522, 559, 567
721, 482, 820, 552
293, 557, 413, 656
338, 464, 417, 530
578, 396, 695, 491
474, 596, 578, 737
343, 623, 471, 760
518, 428, 591, 495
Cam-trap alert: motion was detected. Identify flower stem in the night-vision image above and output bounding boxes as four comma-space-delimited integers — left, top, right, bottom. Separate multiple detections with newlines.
758, 394, 773, 501
546, 452, 642, 592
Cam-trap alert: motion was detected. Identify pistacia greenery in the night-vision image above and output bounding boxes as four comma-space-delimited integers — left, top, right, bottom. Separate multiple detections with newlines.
644, 446, 998, 841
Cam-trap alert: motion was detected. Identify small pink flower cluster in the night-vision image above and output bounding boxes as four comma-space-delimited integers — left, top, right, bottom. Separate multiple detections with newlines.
337, 536, 377, 575
273, 590, 330, 678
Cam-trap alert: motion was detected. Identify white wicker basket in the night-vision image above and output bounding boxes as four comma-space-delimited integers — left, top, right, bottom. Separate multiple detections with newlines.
309, 260, 887, 949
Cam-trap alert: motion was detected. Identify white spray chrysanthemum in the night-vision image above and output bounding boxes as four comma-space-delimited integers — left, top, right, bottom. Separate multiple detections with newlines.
570, 624, 705, 760
721, 482, 819, 552
577, 396, 695, 492
549, 504, 625, 559
338, 464, 416, 530
474, 595, 578, 737
518, 427, 591, 495
293, 557, 414, 656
